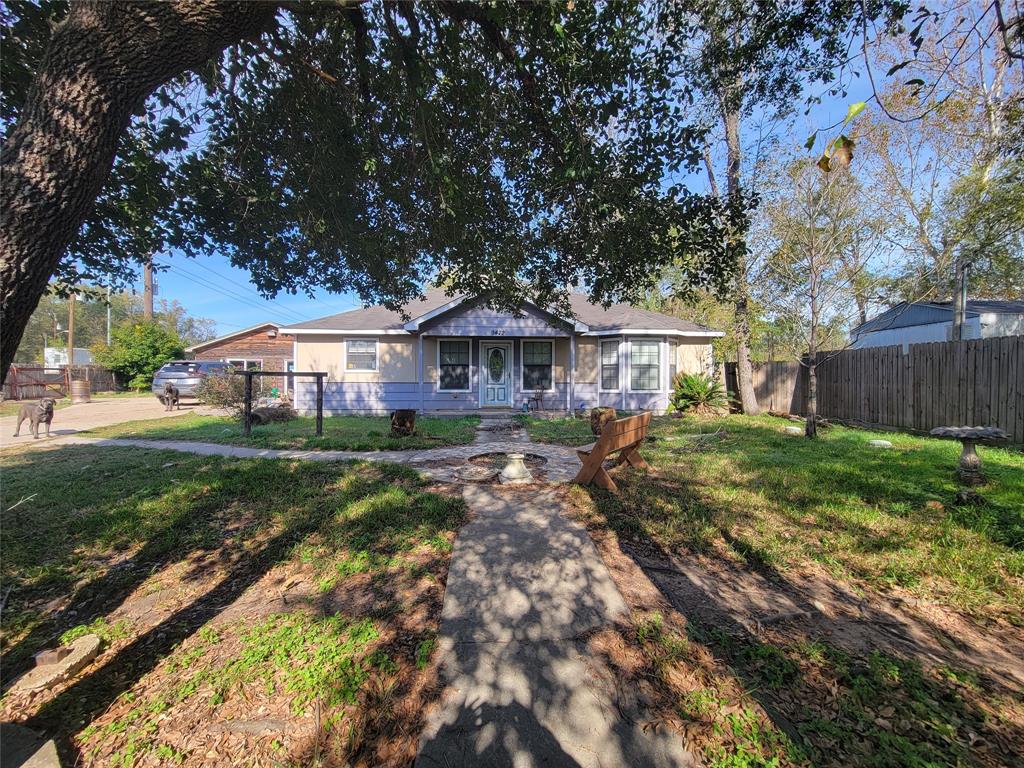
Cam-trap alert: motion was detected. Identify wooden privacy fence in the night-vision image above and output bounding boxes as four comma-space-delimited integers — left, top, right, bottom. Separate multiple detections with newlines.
3, 364, 118, 400
725, 335, 1023, 443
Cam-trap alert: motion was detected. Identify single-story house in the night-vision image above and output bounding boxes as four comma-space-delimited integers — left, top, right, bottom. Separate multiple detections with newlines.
186, 322, 295, 395
280, 290, 723, 415
850, 300, 1024, 351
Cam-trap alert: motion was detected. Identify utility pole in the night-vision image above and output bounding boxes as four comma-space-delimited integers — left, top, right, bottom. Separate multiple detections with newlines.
67, 292, 76, 367
143, 259, 154, 321
106, 285, 112, 346
952, 254, 969, 341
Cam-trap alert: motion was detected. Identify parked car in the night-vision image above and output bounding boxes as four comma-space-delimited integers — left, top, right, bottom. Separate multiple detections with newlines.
152, 360, 230, 402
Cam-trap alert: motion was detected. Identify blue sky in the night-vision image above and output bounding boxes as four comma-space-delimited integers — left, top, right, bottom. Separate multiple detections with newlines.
151, 250, 362, 335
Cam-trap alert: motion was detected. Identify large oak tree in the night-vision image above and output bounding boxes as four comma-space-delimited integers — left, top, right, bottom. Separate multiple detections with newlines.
1, 0, 911, 381
4, 0, 739, 380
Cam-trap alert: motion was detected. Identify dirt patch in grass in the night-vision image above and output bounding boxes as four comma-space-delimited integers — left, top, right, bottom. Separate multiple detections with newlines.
1, 445, 465, 766
564, 487, 1024, 767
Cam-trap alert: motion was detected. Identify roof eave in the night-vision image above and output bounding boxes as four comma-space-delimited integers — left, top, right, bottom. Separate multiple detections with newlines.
277, 327, 410, 335
185, 322, 285, 352
582, 328, 723, 338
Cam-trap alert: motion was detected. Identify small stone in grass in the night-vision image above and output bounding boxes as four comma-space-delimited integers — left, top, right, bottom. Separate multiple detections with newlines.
783, 426, 803, 435
868, 439, 893, 448
11, 634, 102, 693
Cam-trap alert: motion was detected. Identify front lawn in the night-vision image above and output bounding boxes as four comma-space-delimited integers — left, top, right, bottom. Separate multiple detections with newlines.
83, 413, 480, 451
560, 413, 1024, 767
515, 413, 603, 445
566, 413, 1024, 620
0, 445, 465, 765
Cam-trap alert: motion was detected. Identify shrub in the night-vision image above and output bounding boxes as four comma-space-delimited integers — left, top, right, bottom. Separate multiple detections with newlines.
193, 369, 246, 415
668, 372, 729, 415
92, 322, 184, 390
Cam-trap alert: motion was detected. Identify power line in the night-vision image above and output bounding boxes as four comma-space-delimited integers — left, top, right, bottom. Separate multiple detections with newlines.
152, 258, 309, 322
170, 256, 310, 319
179, 255, 359, 316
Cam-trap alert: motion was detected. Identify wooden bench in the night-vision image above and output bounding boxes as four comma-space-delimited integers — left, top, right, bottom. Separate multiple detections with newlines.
573, 412, 651, 492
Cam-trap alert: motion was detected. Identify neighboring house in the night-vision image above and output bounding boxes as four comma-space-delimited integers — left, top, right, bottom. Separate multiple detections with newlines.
186, 322, 295, 395
851, 300, 1024, 351
280, 290, 723, 415
44, 347, 93, 366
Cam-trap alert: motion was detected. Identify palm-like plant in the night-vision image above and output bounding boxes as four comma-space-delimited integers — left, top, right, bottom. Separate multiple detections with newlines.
667, 372, 729, 415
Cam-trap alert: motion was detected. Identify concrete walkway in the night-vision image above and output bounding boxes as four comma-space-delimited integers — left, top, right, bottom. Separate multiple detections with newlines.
416, 486, 696, 768
24, 435, 584, 483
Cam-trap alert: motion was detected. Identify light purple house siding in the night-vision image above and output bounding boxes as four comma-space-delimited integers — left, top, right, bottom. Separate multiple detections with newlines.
296, 336, 572, 414
420, 302, 572, 338
287, 292, 717, 416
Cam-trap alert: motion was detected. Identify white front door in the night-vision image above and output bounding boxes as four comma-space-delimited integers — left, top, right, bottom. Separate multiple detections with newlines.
482, 343, 512, 406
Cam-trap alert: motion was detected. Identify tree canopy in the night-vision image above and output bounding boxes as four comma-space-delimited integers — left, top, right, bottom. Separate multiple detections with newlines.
1, 0, 914, 378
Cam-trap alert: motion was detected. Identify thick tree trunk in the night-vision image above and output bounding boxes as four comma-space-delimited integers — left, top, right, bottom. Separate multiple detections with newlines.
722, 101, 761, 416
0, 0, 277, 383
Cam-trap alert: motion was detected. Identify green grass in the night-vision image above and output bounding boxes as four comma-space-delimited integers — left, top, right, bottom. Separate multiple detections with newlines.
686, 618, 1021, 768
515, 413, 603, 445
568, 414, 1024, 622
83, 413, 480, 451
0, 445, 465, 764
627, 602, 1023, 768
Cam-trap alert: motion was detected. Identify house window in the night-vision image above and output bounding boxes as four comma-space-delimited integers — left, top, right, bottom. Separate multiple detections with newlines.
225, 359, 262, 371
630, 339, 660, 391
522, 340, 553, 390
669, 339, 678, 384
600, 339, 620, 391
345, 339, 377, 371
438, 340, 470, 391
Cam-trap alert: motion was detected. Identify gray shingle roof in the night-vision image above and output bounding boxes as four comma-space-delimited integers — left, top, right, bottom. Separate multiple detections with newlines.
282, 290, 721, 335
282, 289, 455, 331
853, 300, 1024, 335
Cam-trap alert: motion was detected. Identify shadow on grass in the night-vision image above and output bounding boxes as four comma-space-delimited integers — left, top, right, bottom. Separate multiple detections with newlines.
580, 445, 1024, 766
1, 444, 463, 765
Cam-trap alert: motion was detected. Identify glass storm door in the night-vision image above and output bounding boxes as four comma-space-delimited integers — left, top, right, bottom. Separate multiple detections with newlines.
483, 344, 511, 406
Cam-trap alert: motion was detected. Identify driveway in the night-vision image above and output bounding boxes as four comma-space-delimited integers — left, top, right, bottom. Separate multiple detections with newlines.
0, 396, 208, 449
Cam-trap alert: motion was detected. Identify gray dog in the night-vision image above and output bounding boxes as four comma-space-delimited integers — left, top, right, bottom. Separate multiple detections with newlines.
13, 398, 56, 439
163, 382, 180, 411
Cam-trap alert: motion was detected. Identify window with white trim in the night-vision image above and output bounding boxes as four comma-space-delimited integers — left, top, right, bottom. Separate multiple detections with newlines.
630, 339, 660, 391
225, 359, 262, 371
600, 339, 620, 390
345, 339, 378, 371
438, 340, 470, 391
522, 341, 553, 390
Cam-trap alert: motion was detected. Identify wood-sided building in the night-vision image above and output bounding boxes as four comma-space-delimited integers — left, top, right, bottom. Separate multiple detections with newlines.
186, 322, 295, 396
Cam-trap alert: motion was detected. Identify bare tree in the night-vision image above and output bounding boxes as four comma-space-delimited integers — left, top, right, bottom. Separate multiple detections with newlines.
762, 160, 863, 437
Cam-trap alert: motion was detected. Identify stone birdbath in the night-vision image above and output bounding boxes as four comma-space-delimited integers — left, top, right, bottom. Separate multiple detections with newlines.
929, 426, 1010, 486
500, 453, 534, 484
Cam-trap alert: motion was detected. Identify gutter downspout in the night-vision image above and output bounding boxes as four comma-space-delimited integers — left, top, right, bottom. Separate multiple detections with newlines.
418, 334, 424, 413
568, 334, 576, 414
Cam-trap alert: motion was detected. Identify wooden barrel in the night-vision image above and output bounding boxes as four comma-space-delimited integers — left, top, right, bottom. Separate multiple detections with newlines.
70, 380, 91, 403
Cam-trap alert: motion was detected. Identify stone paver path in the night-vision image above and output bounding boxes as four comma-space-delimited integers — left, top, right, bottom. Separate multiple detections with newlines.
416, 486, 696, 767
38, 435, 582, 483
